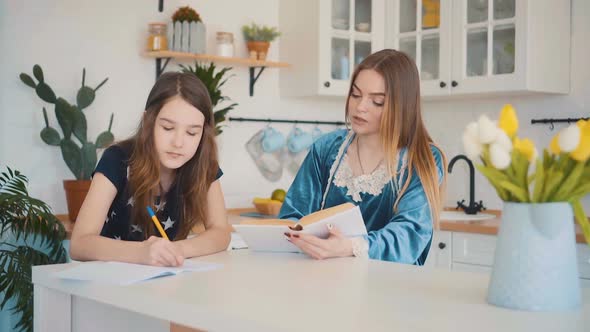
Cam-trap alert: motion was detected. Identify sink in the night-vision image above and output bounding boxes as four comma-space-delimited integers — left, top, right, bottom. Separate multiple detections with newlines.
439, 210, 496, 221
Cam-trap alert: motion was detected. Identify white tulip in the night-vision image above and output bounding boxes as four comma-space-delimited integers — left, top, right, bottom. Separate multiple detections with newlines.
478, 115, 499, 144
463, 132, 482, 161
495, 130, 513, 152
465, 122, 479, 140
558, 125, 580, 152
490, 143, 511, 170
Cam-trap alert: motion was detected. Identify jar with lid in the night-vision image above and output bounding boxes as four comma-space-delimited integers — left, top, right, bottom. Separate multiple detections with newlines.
148, 23, 168, 51
216, 32, 234, 57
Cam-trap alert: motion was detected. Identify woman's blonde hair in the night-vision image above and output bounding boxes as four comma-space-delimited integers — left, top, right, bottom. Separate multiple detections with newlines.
345, 49, 447, 228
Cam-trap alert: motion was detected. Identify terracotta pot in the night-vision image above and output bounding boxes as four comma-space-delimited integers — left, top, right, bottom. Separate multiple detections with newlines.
63, 180, 91, 222
246, 41, 270, 60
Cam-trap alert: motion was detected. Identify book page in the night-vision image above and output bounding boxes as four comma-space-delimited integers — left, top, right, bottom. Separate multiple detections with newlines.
53, 260, 222, 285
233, 204, 367, 253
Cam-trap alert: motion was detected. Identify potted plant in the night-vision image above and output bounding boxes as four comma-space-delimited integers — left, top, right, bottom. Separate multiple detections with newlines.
179, 62, 238, 135
462, 104, 590, 311
0, 166, 68, 332
19, 65, 114, 221
171, 5, 205, 53
241, 23, 281, 60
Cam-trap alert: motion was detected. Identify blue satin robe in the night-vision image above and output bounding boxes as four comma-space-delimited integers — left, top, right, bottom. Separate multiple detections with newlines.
279, 129, 444, 265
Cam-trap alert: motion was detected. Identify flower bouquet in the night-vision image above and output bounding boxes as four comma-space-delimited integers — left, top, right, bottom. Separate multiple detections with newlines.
462, 104, 590, 244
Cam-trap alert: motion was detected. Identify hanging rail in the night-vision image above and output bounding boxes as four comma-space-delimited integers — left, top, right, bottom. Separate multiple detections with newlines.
228, 117, 345, 126
531, 117, 589, 130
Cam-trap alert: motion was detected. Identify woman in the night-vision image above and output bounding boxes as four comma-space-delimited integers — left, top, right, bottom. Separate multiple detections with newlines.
282, 49, 446, 264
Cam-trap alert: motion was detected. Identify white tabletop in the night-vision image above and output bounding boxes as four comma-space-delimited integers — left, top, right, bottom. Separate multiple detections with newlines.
33, 250, 590, 331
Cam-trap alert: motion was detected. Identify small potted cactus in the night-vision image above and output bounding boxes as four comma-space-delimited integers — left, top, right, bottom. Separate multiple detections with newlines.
171, 6, 206, 53
241, 23, 281, 60
19, 65, 113, 221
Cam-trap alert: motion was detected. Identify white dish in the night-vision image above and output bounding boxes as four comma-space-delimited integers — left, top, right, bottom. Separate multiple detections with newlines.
355, 22, 371, 32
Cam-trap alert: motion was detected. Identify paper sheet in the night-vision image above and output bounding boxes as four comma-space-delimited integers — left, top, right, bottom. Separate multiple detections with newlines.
53, 260, 222, 285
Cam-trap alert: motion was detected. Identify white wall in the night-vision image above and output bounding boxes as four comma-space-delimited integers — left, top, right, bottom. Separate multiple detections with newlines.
0, 0, 588, 214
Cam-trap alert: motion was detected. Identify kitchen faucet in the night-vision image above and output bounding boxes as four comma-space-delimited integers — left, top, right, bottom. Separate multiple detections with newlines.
448, 154, 485, 215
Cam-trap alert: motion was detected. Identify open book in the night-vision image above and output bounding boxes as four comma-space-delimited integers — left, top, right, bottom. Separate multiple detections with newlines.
233, 203, 367, 253
52, 260, 222, 285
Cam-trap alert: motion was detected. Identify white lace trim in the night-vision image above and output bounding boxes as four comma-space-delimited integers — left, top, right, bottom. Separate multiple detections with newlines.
333, 154, 390, 202
321, 131, 355, 209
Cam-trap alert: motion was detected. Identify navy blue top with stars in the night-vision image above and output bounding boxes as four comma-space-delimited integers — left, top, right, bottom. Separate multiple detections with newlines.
94, 145, 222, 241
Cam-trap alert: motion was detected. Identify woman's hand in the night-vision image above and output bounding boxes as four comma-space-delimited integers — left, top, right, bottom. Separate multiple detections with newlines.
142, 236, 185, 267
286, 224, 353, 260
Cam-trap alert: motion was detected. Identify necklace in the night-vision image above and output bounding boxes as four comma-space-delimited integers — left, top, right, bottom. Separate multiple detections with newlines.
355, 135, 383, 175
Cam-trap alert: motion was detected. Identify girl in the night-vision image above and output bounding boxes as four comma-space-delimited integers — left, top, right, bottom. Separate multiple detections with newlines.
70, 72, 231, 267
282, 49, 446, 264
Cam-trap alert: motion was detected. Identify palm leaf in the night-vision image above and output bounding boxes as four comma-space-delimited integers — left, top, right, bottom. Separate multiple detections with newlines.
0, 166, 67, 332
179, 62, 238, 134
0, 245, 54, 332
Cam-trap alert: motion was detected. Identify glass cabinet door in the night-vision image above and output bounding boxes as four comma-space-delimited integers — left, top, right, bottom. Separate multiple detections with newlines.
329, 0, 375, 81
464, 0, 515, 77
390, 0, 450, 96
395, 0, 443, 81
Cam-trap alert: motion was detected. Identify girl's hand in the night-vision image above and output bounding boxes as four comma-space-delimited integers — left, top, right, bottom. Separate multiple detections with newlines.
142, 236, 185, 267
286, 224, 353, 260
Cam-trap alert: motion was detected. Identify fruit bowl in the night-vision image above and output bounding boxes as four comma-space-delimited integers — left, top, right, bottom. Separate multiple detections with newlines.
253, 199, 283, 216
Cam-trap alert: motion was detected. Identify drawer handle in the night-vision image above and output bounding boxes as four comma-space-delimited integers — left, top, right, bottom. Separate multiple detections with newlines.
438, 242, 446, 249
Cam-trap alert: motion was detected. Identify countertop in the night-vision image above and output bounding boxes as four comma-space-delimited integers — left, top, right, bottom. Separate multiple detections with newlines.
56, 207, 588, 244
33, 250, 590, 331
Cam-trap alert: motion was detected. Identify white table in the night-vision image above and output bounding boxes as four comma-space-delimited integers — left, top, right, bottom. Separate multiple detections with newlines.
33, 250, 590, 332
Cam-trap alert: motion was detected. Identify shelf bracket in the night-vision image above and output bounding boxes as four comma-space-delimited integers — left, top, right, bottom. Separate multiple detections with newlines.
155, 57, 171, 79
158, 0, 163, 12
249, 66, 266, 97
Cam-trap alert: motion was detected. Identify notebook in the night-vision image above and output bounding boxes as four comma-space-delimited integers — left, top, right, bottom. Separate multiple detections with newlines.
233, 203, 367, 253
53, 260, 222, 285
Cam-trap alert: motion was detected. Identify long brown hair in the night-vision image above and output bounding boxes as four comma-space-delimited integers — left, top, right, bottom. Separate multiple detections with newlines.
120, 72, 218, 240
345, 49, 447, 228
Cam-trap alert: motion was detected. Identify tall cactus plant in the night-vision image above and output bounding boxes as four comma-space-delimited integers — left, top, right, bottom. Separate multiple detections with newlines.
19, 65, 114, 180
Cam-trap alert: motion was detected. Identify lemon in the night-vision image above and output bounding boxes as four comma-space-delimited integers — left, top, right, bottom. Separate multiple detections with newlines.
253, 197, 271, 204
271, 189, 287, 202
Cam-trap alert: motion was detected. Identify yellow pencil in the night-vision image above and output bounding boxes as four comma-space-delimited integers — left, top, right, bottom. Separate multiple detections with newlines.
146, 206, 169, 240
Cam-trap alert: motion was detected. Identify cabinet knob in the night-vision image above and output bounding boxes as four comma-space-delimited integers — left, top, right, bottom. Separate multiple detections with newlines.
324, 81, 331, 88
451, 80, 458, 87
438, 242, 446, 249
439, 81, 446, 88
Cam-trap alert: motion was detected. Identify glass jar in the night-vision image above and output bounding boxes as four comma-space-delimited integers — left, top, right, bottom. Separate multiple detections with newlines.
216, 32, 234, 57
147, 23, 168, 51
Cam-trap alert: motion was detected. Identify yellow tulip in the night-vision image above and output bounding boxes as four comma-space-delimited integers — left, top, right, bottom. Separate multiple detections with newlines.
498, 104, 518, 137
514, 137, 537, 162
571, 120, 590, 161
549, 134, 561, 155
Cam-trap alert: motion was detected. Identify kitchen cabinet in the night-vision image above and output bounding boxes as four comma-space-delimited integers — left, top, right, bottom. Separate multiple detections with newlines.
427, 230, 590, 287
386, 0, 571, 98
279, 0, 385, 96
425, 230, 452, 269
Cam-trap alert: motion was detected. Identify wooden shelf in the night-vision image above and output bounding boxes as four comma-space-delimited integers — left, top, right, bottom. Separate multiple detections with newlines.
144, 51, 290, 68
143, 51, 291, 96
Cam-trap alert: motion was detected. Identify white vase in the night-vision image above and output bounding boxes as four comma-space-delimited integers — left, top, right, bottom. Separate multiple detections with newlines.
167, 22, 175, 51
189, 22, 206, 54
181, 21, 190, 53
487, 202, 581, 311
173, 22, 182, 51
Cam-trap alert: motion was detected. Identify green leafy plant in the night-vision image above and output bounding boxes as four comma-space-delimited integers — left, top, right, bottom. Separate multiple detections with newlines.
179, 62, 238, 135
241, 23, 281, 42
19, 65, 114, 180
172, 6, 201, 23
0, 166, 68, 332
